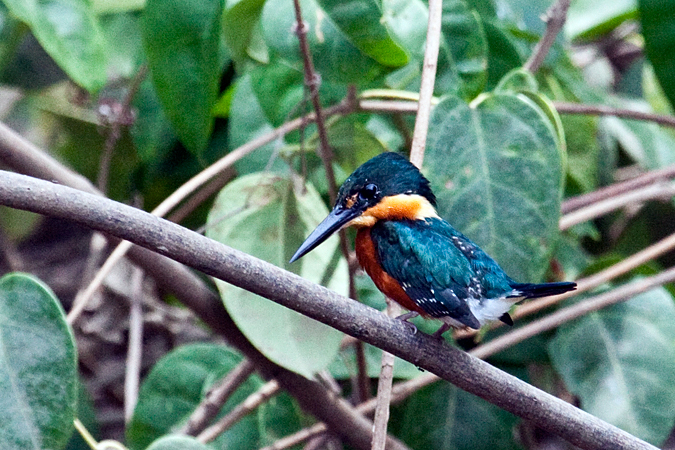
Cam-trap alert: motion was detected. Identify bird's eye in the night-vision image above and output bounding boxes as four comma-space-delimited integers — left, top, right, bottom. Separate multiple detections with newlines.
359, 183, 379, 201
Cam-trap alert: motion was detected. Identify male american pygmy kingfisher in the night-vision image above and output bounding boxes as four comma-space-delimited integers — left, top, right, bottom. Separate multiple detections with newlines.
289, 152, 576, 334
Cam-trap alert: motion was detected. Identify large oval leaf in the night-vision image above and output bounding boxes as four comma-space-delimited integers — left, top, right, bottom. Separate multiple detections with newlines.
3, 0, 107, 92
548, 287, 675, 445
0, 273, 77, 450
206, 173, 346, 378
127, 343, 263, 450
227, 74, 279, 174
141, 0, 222, 155
389, 382, 519, 450
425, 94, 564, 282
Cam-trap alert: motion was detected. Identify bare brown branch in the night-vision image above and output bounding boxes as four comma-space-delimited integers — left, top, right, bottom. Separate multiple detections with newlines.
555, 101, 675, 128
198, 380, 281, 443
524, 0, 571, 73
183, 359, 256, 436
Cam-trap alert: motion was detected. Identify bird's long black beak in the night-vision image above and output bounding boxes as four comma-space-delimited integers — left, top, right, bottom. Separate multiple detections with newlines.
289, 206, 361, 263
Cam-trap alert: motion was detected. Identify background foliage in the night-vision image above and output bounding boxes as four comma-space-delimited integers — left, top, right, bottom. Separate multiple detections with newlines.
1, 0, 675, 448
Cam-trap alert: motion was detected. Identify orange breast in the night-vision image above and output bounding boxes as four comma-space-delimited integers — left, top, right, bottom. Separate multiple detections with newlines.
355, 228, 427, 316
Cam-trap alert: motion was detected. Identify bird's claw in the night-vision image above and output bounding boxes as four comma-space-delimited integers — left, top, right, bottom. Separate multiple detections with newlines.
395, 311, 419, 335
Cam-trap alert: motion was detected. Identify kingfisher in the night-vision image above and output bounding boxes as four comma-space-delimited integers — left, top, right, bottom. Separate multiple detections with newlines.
290, 152, 576, 335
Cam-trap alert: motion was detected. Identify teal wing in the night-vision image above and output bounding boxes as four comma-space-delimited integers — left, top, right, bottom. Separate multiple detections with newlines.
425, 217, 517, 300
370, 219, 483, 328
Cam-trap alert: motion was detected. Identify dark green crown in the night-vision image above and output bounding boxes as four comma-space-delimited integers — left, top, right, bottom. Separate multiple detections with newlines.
336, 152, 436, 207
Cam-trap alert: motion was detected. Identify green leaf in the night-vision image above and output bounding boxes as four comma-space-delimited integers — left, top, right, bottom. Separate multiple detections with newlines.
489, 0, 551, 34
92, 0, 145, 14
131, 78, 177, 164
0, 273, 77, 450
482, 20, 523, 90
261, 0, 385, 84
3, 0, 107, 92
99, 12, 144, 80
567, 0, 637, 40
257, 392, 304, 445
0, 3, 25, 77
495, 68, 539, 93
381, 0, 428, 60
549, 287, 675, 445
316, 0, 408, 67
127, 343, 263, 450
390, 382, 519, 450
147, 435, 211, 450
425, 94, 564, 282
141, 0, 222, 155
249, 63, 305, 127
495, 69, 566, 151
640, 0, 675, 113
329, 116, 389, 171
66, 382, 98, 450
206, 173, 346, 378
561, 114, 600, 194
222, 0, 267, 64
440, 0, 488, 99
227, 74, 279, 174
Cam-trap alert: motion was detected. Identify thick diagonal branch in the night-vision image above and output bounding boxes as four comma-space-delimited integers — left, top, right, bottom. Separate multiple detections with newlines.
0, 171, 657, 450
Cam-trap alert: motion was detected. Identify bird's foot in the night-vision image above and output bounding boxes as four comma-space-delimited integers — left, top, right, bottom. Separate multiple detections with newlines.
432, 323, 451, 339
395, 311, 419, 335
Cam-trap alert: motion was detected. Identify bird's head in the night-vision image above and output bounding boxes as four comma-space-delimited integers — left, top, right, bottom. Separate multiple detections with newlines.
290, 152, 437, 263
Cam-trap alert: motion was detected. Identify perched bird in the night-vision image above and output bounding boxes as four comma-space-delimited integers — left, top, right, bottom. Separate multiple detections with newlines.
290, 152, 576, 334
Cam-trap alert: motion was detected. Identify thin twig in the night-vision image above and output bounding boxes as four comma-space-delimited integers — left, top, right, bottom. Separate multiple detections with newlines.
371, 301, 400, 450
291, 1, 337, 203
560, 181, 675, 230
167, 168, 235, 225
124, 266, 144, 423
97, 64, 148, 193
409, 0, 443, 167
197, 380, 281, 443
183, 359, 256, 436
562, 164, 675, 213
554, 101, 675, 128
74, 419, 99, 449
523, 0, 571, 73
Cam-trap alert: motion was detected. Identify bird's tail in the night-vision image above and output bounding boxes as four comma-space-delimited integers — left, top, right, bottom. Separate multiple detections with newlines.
510, 281, 577, 299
